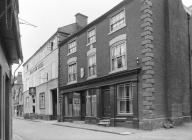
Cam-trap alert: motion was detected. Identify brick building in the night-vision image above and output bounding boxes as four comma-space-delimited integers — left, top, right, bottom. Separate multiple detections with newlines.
0, 0, 23, 139
12, 72, 23, 117
22, 14, 87, 120
58, 0, 192, 130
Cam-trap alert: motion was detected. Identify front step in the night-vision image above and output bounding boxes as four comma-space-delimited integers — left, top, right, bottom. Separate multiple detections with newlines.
98, 119, 110, 127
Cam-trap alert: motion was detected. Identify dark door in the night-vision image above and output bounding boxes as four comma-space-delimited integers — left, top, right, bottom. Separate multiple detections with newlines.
81, 92, 86, 120
52, 89, 57, 120
102, 88, 111, 118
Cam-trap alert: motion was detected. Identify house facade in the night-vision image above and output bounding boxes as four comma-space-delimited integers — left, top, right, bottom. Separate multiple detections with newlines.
12, 72, 23, 117
0, 0, 23, 139
23, 31, 66, 120
58, 0, 192, 129
22, 14, 86, 120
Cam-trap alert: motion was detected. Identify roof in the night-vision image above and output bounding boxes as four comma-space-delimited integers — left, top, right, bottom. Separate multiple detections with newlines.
59, 0, 133, 47
22, 31, 58, 66
23, 23, 78, 66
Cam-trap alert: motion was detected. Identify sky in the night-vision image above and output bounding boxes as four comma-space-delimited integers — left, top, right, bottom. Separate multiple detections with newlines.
13, 0, 192, 73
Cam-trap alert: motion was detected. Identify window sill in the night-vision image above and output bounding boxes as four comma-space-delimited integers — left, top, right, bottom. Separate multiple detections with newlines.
87, 75, 97, 80
67, 52, 76, 56
108, 24, 126, 35
86, 41, 96, 47
67, 81, 77, 85
109, 67, 127, 74
116, 113, 133, 117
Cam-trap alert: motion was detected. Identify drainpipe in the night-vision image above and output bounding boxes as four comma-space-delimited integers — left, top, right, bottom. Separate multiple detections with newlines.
187, 14, 192, 117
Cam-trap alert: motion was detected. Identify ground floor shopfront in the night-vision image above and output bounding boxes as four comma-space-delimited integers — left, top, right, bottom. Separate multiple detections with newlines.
23, 79, 59, 120
59, 69, 140, 128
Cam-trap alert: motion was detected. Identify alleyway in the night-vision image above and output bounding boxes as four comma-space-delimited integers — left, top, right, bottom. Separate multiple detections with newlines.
13, 118, 192, 140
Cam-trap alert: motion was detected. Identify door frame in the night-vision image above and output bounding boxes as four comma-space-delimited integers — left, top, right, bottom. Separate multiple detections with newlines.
101, 87, 111, 118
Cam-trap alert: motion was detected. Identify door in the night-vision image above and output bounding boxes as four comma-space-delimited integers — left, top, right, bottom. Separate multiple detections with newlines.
52, 89, 57, 120
102, 88, 111, 118
81, 92, 86, 120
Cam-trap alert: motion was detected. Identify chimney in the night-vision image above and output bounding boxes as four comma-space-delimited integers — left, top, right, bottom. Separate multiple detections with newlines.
75, 13, 88, 28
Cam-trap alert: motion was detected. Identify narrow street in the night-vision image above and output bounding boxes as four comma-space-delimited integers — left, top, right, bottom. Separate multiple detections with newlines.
13, 118, 192, 140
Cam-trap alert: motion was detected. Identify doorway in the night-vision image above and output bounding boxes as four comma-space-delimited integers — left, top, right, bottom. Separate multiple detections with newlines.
102, 87, 111, 118
51, 89, 57, 120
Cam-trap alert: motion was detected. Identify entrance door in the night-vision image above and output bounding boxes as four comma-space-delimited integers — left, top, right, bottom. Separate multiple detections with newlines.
102, 88, 111, 118
80, 92, 86, 120
52, 89, 57, 120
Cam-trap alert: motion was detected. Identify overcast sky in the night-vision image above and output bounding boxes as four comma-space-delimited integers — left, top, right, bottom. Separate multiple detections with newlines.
13, 0, 192, 73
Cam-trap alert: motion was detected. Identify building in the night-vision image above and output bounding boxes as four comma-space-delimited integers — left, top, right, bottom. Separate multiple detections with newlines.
12, 72, 23, 117
58, 0, 192, 130
22, 14, 87, 120
0, 0, 23, 139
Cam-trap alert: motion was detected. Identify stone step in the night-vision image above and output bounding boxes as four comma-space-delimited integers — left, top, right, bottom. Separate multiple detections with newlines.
98, 119, 110, 126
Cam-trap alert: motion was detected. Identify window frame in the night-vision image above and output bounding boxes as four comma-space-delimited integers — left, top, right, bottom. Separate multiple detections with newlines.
109, 9, 126, 34
110, 40, 127, 73
86, 89, 97, 117
87, 53, 97, 79
67, 62, 77, 84
39, 92, 45, 109
68, 40, 77, 55
116, 83, 133, 115
87, 27, 96, 46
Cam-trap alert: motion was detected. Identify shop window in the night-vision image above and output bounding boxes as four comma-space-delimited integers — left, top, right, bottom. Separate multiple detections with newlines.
117, 83, 133, 115
73, 93, 81, 117
86, 89, 97, 117
64, 94, 72, 117
39, 92, 45, 109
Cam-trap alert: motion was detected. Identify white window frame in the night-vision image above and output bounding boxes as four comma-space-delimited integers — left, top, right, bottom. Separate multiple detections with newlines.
110, 40, 127, 73
39, 92, 45, 109
68, 40, 77, 55
68, 61, 77, 84
87, 28, 96, 46
117, 83, 133, 115
109, 9, 126, 34
87, 53, 97, 79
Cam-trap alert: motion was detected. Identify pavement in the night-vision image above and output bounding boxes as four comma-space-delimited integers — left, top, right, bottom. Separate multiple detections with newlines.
14, 116, 141, 135
13, 117, 192, 140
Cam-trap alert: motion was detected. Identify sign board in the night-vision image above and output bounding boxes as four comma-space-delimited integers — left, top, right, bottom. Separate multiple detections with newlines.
29, 87, 36, 97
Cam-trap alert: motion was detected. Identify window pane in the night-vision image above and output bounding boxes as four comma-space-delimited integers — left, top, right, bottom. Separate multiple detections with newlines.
64, 95, 68, 116
73, 94, 80, 117
92, 95, 97, 116
117, 84, 133, 114
110, 10, 125, 32
86, 92, 91, 116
